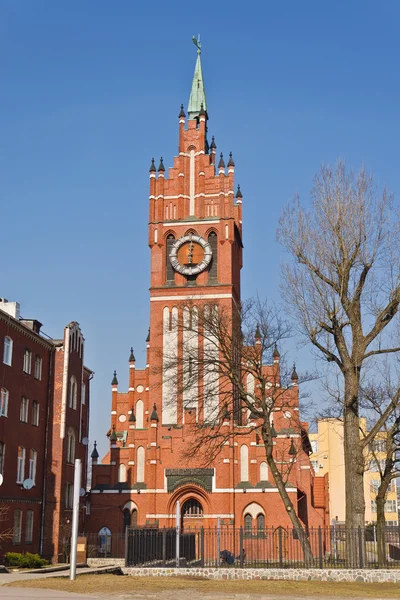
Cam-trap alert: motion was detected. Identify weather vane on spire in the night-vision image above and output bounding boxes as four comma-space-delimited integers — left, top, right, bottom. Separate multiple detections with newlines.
192, 34, 201, 54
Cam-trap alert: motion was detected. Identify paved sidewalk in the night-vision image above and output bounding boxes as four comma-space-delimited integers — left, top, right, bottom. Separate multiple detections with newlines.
0, 589, 92, 599
0, 566, 119, 587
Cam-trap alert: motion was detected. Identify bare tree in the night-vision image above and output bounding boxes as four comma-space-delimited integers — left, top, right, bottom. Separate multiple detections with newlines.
0, 503, 13, 547
277, 160, 400, 562
159, 297, 315, 563
361, 379, 400, 566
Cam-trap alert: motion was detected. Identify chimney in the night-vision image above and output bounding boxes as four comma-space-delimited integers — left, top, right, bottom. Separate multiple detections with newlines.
0, 299, 20, 320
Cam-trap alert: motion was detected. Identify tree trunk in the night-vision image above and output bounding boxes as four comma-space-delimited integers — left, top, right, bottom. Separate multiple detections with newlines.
376, 492, 387, 567
343, 374, 366, 567
264, 448, 314, 566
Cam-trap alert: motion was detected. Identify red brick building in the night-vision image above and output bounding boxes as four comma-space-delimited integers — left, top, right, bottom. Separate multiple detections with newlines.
88, 47, 328, 537
0, 299, 92, 562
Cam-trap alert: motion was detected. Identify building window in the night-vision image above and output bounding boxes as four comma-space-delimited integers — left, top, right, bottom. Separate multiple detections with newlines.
31, 401, 39, 426
137, 446, 145, 483
67, 428, 75, 464
17, 447, 25, 483
257, 514, 265, 533
69, 376, 77, 409
25, 510, 34, 543
369, 459, 386, 472
311, 440, 318, 454
370, 439, 386, 453
0, 442, 5, 475
118, 464, 127, 483
166, 235, 175, 283
385, 500, 397, 513
0, 388, 9, 417
244, 514, 252, 532
371, 499, 398, 513
29, 449, 37, 484
3, 336, 13, 366
123, 509, 131, 532
311, 460, 319, 474
182, 498, 203, 517
23, 349, 32, 374
34, 355, 42, 380
208, 232, 218, 280
65, 482, 73, 508
20, 397, 29, 423
98, 527, 112, 555
81, 382, 86, 405
240, 444, 249, 482
370, 479, 396, 494
132, 509, 138, 528
13, 510, 22, 544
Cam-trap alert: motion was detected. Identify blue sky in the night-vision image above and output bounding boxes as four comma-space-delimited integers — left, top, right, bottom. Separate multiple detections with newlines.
2, 1, 400, 457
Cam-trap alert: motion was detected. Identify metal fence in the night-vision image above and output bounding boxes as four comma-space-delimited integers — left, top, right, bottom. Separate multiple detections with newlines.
85, 532, 126, 559
84, 526, 400, 569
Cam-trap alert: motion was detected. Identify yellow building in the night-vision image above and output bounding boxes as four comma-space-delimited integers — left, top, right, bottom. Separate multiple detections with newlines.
309, 419, 398, 525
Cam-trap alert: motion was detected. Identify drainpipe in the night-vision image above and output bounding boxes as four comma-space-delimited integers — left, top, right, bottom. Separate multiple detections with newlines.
40, 345, 55, 556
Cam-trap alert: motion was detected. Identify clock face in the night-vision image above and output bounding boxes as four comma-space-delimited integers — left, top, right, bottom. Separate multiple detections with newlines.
169, 234, 212, 276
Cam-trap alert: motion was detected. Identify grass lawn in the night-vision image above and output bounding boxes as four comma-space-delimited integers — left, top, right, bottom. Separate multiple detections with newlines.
8, 573, 400, 598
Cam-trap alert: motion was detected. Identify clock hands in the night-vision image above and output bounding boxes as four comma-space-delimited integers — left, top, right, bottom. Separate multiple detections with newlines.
187, 240, 194, 264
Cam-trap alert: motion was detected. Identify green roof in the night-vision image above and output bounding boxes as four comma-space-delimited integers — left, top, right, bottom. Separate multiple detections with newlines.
188, 52, 207, 119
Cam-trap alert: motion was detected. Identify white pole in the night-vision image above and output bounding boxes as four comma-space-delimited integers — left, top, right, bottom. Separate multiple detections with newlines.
69, 459, 82, 581
176, 501, 181, 568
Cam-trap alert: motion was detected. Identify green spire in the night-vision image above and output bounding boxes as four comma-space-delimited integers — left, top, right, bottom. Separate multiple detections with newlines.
188, 35, 207, 119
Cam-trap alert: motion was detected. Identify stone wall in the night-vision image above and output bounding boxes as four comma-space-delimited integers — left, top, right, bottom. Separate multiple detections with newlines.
122, 566, 400, 583
88, 558, 125, 568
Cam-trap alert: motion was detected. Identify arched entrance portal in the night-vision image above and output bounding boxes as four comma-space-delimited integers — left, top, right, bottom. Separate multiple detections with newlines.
181, 498, 203, 529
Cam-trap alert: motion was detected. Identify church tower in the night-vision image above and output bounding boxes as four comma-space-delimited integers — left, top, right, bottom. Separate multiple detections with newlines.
148, 38, 243, 426
88, 40, 328, 537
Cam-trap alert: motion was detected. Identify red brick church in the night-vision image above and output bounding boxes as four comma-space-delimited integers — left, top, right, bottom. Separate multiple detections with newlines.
88, 44, 328, 536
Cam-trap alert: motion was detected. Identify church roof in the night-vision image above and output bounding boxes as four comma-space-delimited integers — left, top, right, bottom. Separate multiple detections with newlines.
188, 51, 207, 119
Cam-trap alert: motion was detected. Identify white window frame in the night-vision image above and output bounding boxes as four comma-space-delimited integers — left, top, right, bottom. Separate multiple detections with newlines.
3, 337, 12, 366
20, 397, 29, 423
29, 449, 37, 484
23, 349, 32, 374
311, 459, 319, 474
81, 382, 86, 405
0, 442, 5, 475
0, 388, 9, 417
17, 446, 26, 483
13, 509, 22, 544
25, 510, 34, 543
31, 401, 39, 426
385, 499, 397, 513
34, 355, 42, 380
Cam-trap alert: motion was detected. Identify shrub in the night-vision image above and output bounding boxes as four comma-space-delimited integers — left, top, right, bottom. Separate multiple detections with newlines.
4, 551, 49, 568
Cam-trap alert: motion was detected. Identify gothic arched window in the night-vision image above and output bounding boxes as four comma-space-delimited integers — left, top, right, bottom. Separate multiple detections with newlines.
244, 513, 252, 532
208, 232, 218, 281
166, 235, 175, 283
